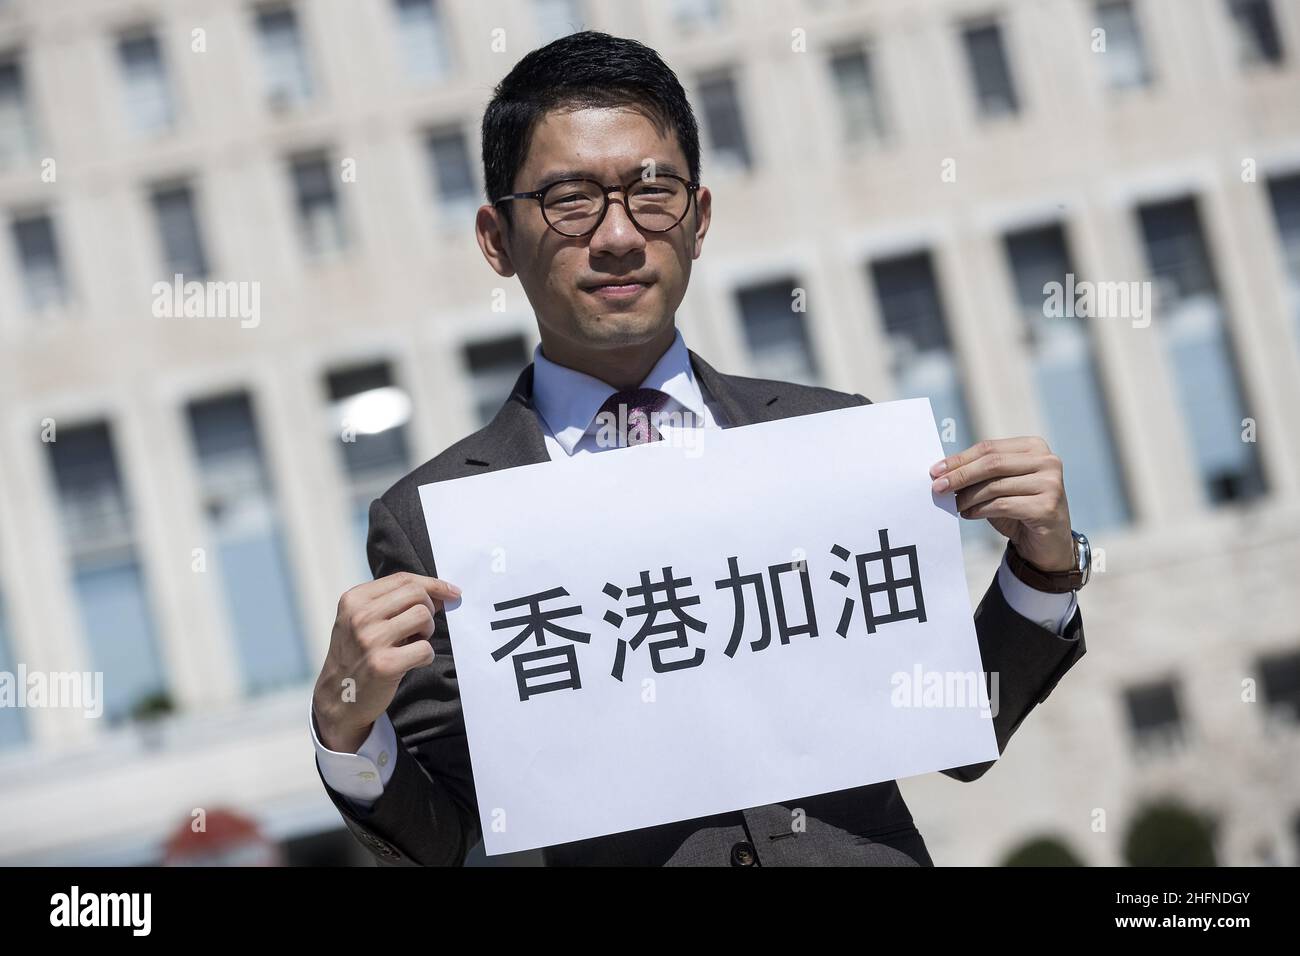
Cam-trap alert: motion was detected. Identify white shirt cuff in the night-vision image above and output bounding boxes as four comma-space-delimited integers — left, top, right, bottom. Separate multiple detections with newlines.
309, 697, 398, 808
996, 551, 1078, 635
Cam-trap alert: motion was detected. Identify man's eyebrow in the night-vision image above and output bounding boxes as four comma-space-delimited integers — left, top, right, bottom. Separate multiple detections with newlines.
531, 161, 688, 191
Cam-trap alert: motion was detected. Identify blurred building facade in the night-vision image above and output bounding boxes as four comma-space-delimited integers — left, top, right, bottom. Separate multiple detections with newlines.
0, 0, 1298, 865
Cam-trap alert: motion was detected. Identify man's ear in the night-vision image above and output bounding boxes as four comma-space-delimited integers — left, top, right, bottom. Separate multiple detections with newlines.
476, 204, 517, 278
689, 186, 712, 260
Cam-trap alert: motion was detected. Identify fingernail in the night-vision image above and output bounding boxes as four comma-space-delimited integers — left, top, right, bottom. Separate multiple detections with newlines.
449, 584, 463, 596
930, 460, 947, 477
932, 477, 949, 493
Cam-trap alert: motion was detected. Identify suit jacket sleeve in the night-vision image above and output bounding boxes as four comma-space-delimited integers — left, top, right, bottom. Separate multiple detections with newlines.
939, 564, 1086, 781
846, 390, 1087, 782
314, 496, 481, 866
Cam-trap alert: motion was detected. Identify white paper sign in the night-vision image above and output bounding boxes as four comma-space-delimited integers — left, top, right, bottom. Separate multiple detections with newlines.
419, 397, 999, 855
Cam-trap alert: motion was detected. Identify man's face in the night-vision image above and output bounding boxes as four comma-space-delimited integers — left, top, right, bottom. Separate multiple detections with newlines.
477, 107, 711, 363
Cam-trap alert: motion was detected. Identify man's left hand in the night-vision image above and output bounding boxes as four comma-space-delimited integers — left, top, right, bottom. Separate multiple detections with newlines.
929, 436, 1074, 572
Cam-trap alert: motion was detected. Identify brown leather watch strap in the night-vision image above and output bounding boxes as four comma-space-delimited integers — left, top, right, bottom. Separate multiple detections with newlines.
1004, 539, 1083, 593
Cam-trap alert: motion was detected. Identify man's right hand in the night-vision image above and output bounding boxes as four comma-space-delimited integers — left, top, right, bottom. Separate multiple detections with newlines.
313, 572, 462, 754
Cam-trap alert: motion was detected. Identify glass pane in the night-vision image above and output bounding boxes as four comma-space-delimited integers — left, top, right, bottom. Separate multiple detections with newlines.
188, 393, 307, 695
1124, 679, 1185, 752
1228, 0, 1284, 66
533, 0, 585, 42
465, 335, 529, 427
1096, 1, 1152, 89
0, 55, 38, 166
257, 6, 313, 107
830, 46, 887, 145
0, 590, 26, 749
291, 154, 346, 257
962, 22, 1019, 117
150, 184, 209, 279
47, 422, 166, 725
11, 213, 69, 310
427, 128, 477, 214
117, 32, 175, 134
1266, 173, 1300, 342
1004, 223, 1131, 530
1138, 197, 1265, 504
72, 557, 166, 723
393, 0, 453, 81
326, 363, 413, 579
672, 0, 724, 29
698, 71, 752, 171
736, 278, 820, 386
870, 252, 992, 547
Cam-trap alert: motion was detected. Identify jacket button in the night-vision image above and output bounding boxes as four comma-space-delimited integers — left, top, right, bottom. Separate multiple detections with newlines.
730, 841, 756, 866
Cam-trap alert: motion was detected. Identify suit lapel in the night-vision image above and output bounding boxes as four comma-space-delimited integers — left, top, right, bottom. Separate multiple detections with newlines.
459, 364, 551, 472
460, 347, 783, 472
686, 348, 781, 428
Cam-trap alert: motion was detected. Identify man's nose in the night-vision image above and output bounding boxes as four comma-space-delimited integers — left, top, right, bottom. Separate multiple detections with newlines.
589, 192, 645, 253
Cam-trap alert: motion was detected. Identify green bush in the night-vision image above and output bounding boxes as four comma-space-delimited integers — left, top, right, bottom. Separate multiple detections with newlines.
1123, 800, 1217, 867
1000, 835, 1085, 866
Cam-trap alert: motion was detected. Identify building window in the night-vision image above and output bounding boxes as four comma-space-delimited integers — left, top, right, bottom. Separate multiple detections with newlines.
290, 152, 347, 259
150, 183, 209, 280
1094, 0, 1153, 89
255, 4, 314, 110
1003, 223, 1131, 530
0, 52, 38, 167
673, 0, 725, 30
187, 393, 307, 695
869, 252, 994, 548
1227, 0, 1284, 67
10, 211, 69, 311
464, 334, 530, 427
829, 44, 888, 146
1137, 197, 1265, 505
116, 30, 175, 135
869, 252, 976, 448
961, 21, 1019, 118
0, 589, 25, 749
533, 0, 585, 42
736, 278, 820, 386
1123, 679, 1185, 754
697, 70, 752, 172
47, 422, 166, 725
1266, 173, 1300, 342
392, 0, 454, 82
326, 363, 413, 579
425, 127, 478, 223
1258, 649, 1300, 724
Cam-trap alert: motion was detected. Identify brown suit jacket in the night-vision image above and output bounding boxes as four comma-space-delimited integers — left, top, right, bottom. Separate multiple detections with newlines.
315, 348, 1087, 865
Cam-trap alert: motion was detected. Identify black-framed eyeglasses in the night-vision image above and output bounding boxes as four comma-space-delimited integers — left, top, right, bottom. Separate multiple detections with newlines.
492, 173, 700, 238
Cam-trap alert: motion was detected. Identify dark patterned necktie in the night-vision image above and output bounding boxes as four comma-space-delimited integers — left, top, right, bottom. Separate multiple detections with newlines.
594, 387, 673, 446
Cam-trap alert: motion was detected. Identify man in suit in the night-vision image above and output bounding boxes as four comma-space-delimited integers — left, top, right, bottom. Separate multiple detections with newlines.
310, 31, 1089, 866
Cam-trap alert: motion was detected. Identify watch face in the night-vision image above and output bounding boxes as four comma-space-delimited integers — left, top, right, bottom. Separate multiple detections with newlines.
1072, 531, 1091, 585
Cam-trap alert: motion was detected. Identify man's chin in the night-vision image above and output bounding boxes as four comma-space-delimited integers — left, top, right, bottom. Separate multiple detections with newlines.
578, 314, 671, 347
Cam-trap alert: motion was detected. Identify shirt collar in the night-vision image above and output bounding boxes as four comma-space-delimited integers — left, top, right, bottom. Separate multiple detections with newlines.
531, 327, 707, 456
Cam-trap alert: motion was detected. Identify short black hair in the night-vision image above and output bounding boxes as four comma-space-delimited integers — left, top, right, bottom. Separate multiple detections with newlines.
481, 31, 701, 228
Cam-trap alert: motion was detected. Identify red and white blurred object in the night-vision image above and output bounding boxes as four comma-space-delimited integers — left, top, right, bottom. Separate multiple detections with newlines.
161, 807, 284, 866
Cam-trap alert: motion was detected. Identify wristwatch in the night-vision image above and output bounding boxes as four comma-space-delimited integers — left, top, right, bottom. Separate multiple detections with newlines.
1005, 530, 1091, 593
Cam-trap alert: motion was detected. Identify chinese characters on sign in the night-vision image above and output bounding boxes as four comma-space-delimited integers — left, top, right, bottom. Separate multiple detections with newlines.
491, 528, 927, 702
420, 398, 999, 854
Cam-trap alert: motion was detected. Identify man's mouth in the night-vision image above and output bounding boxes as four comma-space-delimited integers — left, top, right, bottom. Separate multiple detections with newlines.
582, 280, 653, 300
